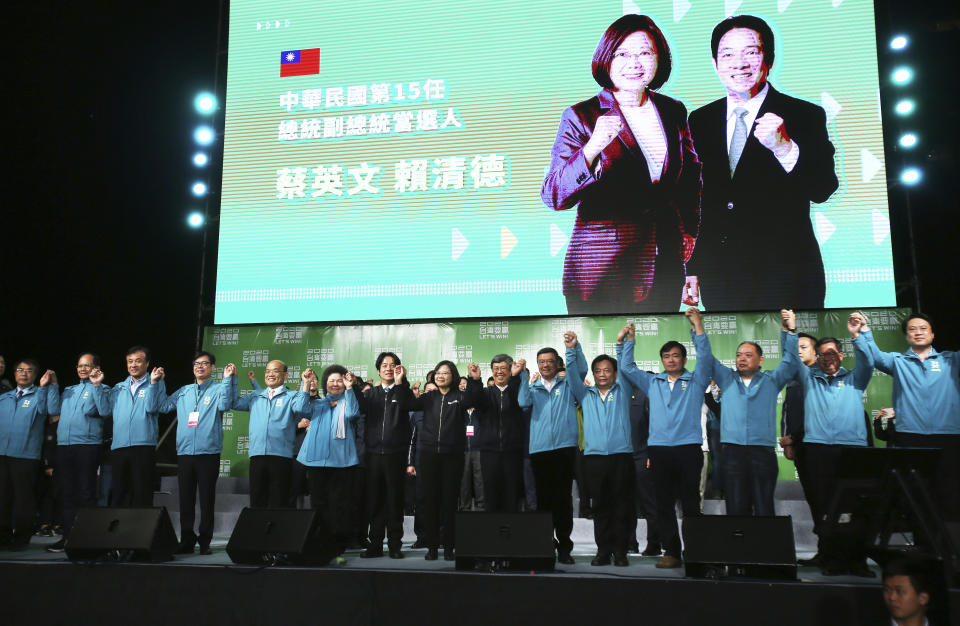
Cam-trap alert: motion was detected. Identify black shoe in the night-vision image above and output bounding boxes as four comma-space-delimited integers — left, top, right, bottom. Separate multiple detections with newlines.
388, 549, 404, 559
443, 548, 455, 561
198, 545, 213, 556
641, 544, 662, 557
557, 552, 575, 565
46, 539, 66, 553
848, 563, 877, 578
175, 543, 195, 555
360, 548, 384, 558
820, 566, 848, 576
590, 553, 611, 566
797, 553, 823, 567
627, 542, 640, 554
425, 548, 438, 561
613, 553, 629, 567
411, 539, 426, 549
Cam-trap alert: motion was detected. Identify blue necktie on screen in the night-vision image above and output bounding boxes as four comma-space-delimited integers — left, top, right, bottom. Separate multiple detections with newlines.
729, 107, 749, 175
15, 389, 23, 403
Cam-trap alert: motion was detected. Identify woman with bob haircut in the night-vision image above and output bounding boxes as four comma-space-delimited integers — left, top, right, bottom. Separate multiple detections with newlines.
542, 14, 701, 315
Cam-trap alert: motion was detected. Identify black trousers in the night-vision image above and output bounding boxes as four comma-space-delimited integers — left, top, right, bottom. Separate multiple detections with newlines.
289, 460, 308, 508
307, 466, 354, 553
631, 452, 660, 547
249, 455, 292, 508
649, 444, 703, 559
797, 443, 867, 568
574, 448, 592, 516
530, 447, 576, 554
583, 453, 635, 556
419, 451, 463, 550
365, 452, 407, 549
893, 432, 960, 522
57, 444, 101, 537
0, 456, 40, 545
177, 453, 220, 547
479, 450, 523, 513
111, 446, 155, 507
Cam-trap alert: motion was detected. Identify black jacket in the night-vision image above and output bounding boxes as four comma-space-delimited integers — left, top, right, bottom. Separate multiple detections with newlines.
474, 376, 525, 453
408, 380, 482, 458
362, 383, 414, 455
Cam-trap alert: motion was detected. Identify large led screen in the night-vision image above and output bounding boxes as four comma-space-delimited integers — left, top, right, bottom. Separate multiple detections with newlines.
215, 0, 895, 324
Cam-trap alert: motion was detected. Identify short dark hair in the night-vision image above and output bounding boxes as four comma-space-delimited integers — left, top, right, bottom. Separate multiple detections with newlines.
376, 352, 400, 370
490, 354, 513, 369
16, 358, 40, 372
78, 352, 101, 367
815, 337, 842, 354
591, 354, 618, 373
126, 345, 151, 362
536, 347, 559, 360
711, 14, 775, 67
486, 376, 494, 384
901, 312, 934, 334
592, 14, 673, 91
659, 340, 687, 359
882, 558, 931, 596
321, 364, 348, 394
737, 341, 763, 357
797, 332, 817, 344
433, 360, 461, 388
194, 350, 216, 366
425, 370, 435, 383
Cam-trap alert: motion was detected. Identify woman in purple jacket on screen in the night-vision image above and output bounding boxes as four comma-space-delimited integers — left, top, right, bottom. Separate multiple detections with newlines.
542, 14, 701, 315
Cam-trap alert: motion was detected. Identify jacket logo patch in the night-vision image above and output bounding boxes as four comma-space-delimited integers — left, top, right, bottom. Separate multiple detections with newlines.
203, 396, 212, 405
836, 381, 845, 388
22, 400, 31, 408
931, 361, 942, 372
82, 392, 89, 399
447, 400, 459, 405
275, 399, 283, 407
137, 390, 146, 398
391, 399, 398, 403
680, 381, 687, 391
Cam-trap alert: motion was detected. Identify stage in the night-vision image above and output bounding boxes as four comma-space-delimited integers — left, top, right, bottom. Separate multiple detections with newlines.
6, 535, 954, 626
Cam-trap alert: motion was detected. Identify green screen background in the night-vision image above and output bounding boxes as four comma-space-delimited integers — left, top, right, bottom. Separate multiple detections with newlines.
215, 0, 894, 324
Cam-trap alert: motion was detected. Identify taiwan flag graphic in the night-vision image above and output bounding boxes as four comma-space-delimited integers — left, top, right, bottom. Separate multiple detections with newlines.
280, 48, 320, 77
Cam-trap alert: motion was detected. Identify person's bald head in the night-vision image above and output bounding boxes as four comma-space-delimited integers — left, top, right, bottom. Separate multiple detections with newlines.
264, 360, 288, 389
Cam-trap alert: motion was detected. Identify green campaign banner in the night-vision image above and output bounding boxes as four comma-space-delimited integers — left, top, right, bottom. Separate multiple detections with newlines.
203, 307, 908, 479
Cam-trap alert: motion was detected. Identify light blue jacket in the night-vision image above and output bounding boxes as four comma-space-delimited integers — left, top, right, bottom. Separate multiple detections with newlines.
56, 380, 106, 446
160, 377, 236, 455
795, 341, 873, 446
563, 343, 633, 455
233, 384, 310, 458
518, 349, 586, 454
297, 388, 360, 467
855, 330, 960, 435
712, 331, 799, 446
94, 377, 165, 450
0, 385, 60, 459
619, 331, 714, 447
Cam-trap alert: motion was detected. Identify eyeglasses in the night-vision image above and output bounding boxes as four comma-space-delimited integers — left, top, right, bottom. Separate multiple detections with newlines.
193, 361, 212, 367
15, 368, 35, 374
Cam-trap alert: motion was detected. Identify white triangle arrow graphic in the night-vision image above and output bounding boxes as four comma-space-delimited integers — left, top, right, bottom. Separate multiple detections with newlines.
777, 0, 793, 12
821, 92, 842, 122
549, 224, 568, 257
815, 212, 836, 246
725, 0, 743, 17
452, 228, 468, 261
861, 149, 882, 183
832, 0, 843, 7
872, 210, 890, 245
622, 0, 641, 15
501, 226, 518, 259
674, 0, 691, 22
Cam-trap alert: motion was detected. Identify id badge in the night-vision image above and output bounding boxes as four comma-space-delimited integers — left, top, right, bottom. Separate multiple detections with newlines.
466, 425, 475, 437
188, 411, 200, 427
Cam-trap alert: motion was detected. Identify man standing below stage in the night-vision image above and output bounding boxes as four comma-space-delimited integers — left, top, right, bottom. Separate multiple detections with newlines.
91, 347, 165, 507
854, 312, 960, 522
46, 353, 105, 553
231, 360, 311, 508
619, 308, 713, 569
0, 361, 59, 550
794, 316, 874, 576
684, 15, 838, 310
158, 353, 237, 555
518, 347, 584, 564
474, 355, 526, 513
360, 352, 414, 559
709, 310, 798, 516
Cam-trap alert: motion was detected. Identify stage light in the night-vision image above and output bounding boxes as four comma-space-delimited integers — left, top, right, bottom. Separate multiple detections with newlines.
194, 93, 217, 114
900, 168, 921, 185
892, 67, 912, 85
194, 126, 215, 145
890, 36, 908, 50
193, 152, 209, 167
899, 133, 918, 148
895, 100, 915, 115
192, 182, 208, 196
187, 212, 205, 228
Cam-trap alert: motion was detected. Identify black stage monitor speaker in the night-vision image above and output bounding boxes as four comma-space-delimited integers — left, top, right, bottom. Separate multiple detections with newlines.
682, 515, 797, 580
226, 507, 338, 566
455, 512, 555, 571
66, 506, 179, 562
